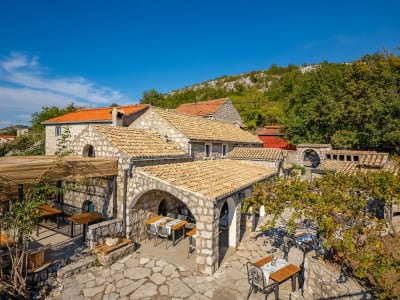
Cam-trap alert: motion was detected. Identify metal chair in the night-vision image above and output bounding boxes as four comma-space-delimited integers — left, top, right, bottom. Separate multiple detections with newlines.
155, 225, 170, 249
167, 212, 176, 219
177, 214, 187, 221
146, 224, 158, 243
246, 262, 279, 300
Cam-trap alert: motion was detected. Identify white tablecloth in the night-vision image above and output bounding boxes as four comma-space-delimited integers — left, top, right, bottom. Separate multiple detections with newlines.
260, 258, 288, 285
149, 217, 170, 231
164, 219, 182, 235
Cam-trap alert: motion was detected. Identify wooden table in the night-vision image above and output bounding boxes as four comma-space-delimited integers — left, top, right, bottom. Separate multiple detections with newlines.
146, 215, 164, 225
36, 205, 62, 235
254, 255, 301, 292
0, 232, 16, 249
169, 220, 187, 246
68, 212, 104, 241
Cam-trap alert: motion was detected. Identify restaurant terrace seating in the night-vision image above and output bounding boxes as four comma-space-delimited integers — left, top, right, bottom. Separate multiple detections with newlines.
246, 262, 279, 300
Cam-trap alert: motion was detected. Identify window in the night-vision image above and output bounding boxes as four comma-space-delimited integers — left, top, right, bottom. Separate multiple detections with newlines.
55, 126, 62, 136
346, 155, 351, 161
354, 155, 359, 162
339, 155, 344, 161
205, 144, 211, 158
222, 144, 228, 157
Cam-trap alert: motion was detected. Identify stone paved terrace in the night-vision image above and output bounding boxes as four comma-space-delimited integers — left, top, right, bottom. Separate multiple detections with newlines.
47, 218, 297, 300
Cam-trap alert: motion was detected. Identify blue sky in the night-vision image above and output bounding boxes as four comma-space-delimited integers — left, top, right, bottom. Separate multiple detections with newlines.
0, 0, 399, 127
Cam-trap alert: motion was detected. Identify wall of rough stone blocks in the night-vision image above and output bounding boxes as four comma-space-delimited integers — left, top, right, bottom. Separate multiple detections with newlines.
129, 109, 190, 152
295, 145, 332, 167
127, 171, 218, 274
214, 101, 243, 125
45, 123, 93, 155
297, 256, 370, 300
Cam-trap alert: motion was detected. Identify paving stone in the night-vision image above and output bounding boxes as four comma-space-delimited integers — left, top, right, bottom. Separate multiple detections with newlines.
162, 264, 176, 276
150, 272, 166, 285
82, 285, 104, 298
159, 284, 169, 296
119, 278, 146, 297
123, 267, 151, 280
167, 278, 194, 298
128, 283, 158, 300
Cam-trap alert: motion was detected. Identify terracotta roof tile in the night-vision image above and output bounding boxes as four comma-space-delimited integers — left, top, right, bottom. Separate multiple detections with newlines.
257, 125, 284, 136
154, 108, 262, 144
93, 125, 188, 158
297, 144, 331, 148
175, 98, 229, 116
137, 159, 276, 199
318, 153, 397, 175
228, 147, 283, 160
43, 104, 149, 124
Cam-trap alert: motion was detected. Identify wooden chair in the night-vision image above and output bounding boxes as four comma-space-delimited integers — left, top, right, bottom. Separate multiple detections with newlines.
27, 248, 52, 284
246, 262, 279, 300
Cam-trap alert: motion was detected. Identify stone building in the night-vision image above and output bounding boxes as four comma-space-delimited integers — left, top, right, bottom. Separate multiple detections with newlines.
68, 123, 276, 274
130, 106, 262, 160
175, 98, 243, 126
43, 104, 149, 155
227, 147, 286, 174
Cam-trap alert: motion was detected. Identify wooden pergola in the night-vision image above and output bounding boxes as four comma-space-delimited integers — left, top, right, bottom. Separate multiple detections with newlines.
0, 155, 118, 186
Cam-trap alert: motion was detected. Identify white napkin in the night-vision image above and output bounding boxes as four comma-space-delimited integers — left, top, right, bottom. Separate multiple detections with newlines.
164, 219, 182, 235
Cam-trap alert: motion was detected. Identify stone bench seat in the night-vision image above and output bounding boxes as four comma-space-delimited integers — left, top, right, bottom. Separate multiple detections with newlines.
93, 238, 132, 256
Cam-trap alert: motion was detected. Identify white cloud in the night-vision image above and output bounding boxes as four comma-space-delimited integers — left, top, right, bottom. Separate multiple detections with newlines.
0, 52, 131, 126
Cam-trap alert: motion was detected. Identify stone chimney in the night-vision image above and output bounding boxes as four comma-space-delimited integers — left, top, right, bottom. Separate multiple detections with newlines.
112, 107, 123, 127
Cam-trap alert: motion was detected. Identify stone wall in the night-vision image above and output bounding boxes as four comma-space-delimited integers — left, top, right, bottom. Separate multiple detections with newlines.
63, 177, 115, 217
127, 171, 217, 275
214, 100, 243, 125
295, 145, 332, 167
130, 108, 190, 152
293, 257, 371, 299
45, 123, 91, 155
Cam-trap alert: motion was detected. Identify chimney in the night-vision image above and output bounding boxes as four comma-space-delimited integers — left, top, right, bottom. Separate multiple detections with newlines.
112, 107, 123, 127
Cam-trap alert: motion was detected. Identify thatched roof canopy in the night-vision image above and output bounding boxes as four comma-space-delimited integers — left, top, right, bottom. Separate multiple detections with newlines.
0, 156, 118, 185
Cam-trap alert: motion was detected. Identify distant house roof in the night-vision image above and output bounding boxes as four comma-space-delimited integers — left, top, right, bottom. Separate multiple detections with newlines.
257, 125, 284, 136
93, 125, 188, 159
0, 135, 16, 140
318, 152, 397, 175
154, 108, 262, 144
228, 147, 283, 161
175, 98, 229, 116
137, 159, 276, 200
43, 104, 149, 124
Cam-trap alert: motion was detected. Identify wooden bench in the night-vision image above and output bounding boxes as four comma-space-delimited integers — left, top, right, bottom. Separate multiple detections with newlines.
93, 238, 132, 256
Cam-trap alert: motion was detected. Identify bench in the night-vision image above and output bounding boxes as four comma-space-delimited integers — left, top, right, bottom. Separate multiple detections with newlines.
93, 238, 132, 256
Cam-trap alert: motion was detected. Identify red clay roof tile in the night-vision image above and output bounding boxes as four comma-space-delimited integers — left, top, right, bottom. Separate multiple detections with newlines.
175, 98, 229, 116
43, 104, 149, 124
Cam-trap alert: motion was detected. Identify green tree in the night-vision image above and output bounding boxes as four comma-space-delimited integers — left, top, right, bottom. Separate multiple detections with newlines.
244, 166, 400, 298
31, 103, 78, 140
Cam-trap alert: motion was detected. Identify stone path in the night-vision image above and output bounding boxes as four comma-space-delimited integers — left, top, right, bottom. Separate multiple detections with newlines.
47, 217, 298, 300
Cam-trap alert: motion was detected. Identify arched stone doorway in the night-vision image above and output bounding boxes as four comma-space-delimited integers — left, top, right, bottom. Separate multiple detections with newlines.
83, 144, 95, 157
127, 189, 196, 245
303, 149, 320, 167
82, 200, 94, 213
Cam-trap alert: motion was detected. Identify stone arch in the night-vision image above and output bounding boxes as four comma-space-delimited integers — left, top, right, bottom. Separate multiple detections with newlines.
295, 144, 332, 167
303, 149, 320, 167
83, 144, 95, 157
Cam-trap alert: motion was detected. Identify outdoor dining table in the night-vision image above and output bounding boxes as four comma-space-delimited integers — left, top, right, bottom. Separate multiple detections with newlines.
254, 255, 301, 292
35, 205, 62, 236
294, 232, 318, 252
68, 212, 104, 242
147, 216, 187, 246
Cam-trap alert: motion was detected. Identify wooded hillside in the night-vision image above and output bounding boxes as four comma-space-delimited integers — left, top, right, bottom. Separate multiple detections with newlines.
140, 49, 400, 153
